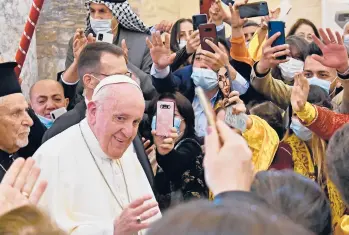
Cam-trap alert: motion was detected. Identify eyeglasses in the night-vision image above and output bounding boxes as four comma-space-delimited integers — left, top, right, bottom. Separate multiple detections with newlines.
91, 71, 133, 79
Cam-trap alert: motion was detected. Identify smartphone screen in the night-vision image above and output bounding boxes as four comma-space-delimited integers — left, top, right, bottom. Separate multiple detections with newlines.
192, 14, 208, 31
239, 1, 269, 18
268, 21, 286, 60
199, 23, 218, 53
155, 101, 175, 137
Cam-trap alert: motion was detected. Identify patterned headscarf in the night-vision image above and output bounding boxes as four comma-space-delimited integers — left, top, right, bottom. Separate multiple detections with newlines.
85, 0, 150, 34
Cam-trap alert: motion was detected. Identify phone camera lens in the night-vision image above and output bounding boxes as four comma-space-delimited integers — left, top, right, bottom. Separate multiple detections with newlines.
98, 34, 104, 41
52, 114, 56, 119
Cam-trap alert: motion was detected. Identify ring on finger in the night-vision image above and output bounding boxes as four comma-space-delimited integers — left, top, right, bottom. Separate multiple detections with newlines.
136, 216, 142, 224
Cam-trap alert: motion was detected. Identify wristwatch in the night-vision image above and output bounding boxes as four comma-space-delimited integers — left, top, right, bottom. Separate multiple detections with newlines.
337, 65, 349, 79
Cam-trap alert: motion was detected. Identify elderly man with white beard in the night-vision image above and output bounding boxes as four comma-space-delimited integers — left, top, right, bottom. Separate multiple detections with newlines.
0, 62, 33, 180
33, 75, 161, 235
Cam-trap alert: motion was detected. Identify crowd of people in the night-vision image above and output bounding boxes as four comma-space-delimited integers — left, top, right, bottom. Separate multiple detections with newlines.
1, 0, 349, 234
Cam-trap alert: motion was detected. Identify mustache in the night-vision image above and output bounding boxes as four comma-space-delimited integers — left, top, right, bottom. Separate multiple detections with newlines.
20, 128, 31, 134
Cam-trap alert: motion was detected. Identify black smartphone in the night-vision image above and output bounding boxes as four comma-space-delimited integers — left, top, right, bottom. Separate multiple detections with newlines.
192, 14, 208, 31
221, 0, 235, 5
239, 1, 269, 18
199, 23, 218, 53
268, 21, 286, 60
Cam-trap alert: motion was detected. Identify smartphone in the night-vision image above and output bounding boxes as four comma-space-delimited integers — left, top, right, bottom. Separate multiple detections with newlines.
96, 32, 114, 44
239, 1, 269, 18
268, 21, 286, 60
221, 0, 235, 5
50, 107, 67, 121
155, 101, 175, 137
224, 105, 248, 132
192, 14, 208, 31
199, 23, 218, 53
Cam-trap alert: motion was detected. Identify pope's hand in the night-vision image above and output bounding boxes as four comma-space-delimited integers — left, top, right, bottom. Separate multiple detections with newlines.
0, 158, 48, 216
113, 195, 159, 235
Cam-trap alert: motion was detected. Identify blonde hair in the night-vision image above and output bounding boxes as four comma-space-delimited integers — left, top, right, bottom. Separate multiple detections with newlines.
0, 205, 66, 235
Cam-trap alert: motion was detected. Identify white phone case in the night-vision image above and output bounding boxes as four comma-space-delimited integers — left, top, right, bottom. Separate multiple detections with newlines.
96, 32, 114, 44
50, 107, 67, 121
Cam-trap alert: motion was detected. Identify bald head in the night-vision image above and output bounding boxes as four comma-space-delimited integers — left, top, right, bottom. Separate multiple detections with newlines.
29, 80, 68, 119
87, 83, 145, 159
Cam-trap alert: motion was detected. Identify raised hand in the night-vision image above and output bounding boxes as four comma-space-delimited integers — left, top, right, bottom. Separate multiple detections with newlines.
146, 32, 176, 70
113, 195, 159, 235
73, 28, 95, 59
186, 30, 200, 54
312, 28, 349, 73
152, 128, 178, 156
223, 91, 247, 115
291, 73, 310, 112
0, 158, 48, 215
256, 32, 290, 74
154, 20, 173, 34
229, 0, 248, 29
209, 1, 225, 26
204, 120, 253, 196
201, 40, 230, 72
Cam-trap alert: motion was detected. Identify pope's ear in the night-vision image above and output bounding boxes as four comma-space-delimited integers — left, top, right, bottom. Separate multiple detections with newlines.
87, 101, 97, 124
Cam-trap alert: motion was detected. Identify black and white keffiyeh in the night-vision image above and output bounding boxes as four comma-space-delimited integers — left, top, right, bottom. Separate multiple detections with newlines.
85, 0, 150, 34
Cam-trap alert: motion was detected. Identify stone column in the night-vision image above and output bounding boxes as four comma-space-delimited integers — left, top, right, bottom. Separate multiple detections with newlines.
36, 0, 86, 81
0, 0, 39, 98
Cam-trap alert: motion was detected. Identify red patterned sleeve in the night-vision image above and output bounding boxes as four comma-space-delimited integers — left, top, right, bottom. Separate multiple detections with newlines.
307, 106, 349, 141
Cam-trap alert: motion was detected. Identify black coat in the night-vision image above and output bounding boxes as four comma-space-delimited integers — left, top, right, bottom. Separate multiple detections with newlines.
0, 150, 14, 181
42, 100, 155, 189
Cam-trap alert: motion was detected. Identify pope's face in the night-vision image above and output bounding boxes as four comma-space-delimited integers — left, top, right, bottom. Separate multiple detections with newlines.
0, 94, 33, 153
88, 84, 145, 159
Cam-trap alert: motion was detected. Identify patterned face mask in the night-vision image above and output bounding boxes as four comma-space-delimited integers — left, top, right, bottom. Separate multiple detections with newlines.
85, 0, 150, 34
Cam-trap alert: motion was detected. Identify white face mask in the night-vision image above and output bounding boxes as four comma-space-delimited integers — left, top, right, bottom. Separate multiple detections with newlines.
178, 40, 187, 50
90, 16, 112, 34
191, 67, 218, 91
344, 34, 349, 47
278, 58, 304, 82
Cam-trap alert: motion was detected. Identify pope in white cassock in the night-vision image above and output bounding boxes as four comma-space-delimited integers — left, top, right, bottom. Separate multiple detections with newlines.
33, 75, 161, 235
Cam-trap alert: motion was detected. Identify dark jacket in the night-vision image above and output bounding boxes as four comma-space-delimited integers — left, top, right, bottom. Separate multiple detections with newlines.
41, 100, 155, 189
155, 137, 208, 211
61, 26, 156, 110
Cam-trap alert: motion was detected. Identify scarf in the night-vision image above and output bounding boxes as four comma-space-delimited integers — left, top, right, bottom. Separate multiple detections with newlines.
85, 0, 150, 34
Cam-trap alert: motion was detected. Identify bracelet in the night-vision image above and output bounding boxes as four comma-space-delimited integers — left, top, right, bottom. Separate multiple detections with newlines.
337, 65, 349, 76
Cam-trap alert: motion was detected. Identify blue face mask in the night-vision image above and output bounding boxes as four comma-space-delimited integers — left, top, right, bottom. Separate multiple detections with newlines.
191, 67, 218, 91
151, 116, 182, 134
290, 119, 312, 141
37, 115, 54, 129
308, 76, 331, 94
